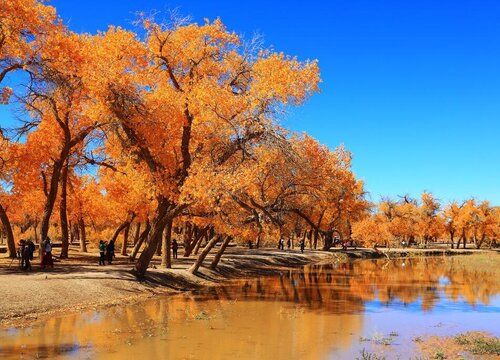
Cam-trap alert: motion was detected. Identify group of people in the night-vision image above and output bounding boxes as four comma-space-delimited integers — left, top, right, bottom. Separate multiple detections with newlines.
98, 239, 115, 265
17, 237, 53, 271
278, 238, 306, 253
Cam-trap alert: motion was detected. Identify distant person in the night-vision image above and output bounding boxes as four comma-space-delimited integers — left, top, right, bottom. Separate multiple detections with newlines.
279, 238, 284, 250
18, 240, 27, 270
299, 239, 305, 253
41, 237, 54, 269
172, 239, 178, 259
286, 238, 291, 249
106, 239, 115, 265
22, 241, 32, 271
26, 239, 35, 261
341, 240, 347, 251
99, 240, 106, 265
247, 240, 253, 249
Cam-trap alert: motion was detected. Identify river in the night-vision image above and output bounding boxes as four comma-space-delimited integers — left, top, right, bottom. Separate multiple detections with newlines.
1, 255, 499, 359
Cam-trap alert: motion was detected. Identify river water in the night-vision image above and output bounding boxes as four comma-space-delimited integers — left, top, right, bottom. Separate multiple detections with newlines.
1, 255, 499, 359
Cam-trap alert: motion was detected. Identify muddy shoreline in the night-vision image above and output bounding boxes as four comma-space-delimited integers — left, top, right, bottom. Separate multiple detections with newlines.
0, 246, 496, 329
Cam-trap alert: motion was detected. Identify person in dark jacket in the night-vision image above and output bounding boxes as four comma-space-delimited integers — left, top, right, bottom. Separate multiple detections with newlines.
106, 239, 115, 265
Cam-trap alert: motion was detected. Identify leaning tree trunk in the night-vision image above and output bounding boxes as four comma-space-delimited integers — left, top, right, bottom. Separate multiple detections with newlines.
184, 227, 206, 257
130, 220, 151, 261
79, 217, 87, 253
161, 218, 173, 268
194, 228, 212, 256
121, 222, 131, 256
0, 203, 16, 258
210, 236, 232, 270
134, 198, 173, 276
188, 235, 220, 274
133, 222, 141, 246
59, 162, 70, 258
40, 151, 68, 241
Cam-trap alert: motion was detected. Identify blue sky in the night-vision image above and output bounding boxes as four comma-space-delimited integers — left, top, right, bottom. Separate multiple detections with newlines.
1, 0, 499, 205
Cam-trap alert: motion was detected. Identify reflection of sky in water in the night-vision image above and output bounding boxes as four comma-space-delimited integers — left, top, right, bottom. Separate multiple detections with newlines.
365, 294, 500, 314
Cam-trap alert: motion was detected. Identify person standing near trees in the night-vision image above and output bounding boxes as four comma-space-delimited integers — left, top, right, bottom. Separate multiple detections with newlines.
41, 237, 54, 269
172, 239, 178, 259
300, 239, 305, 253
99, 240, 106, 265
106, 239, 115, 265
286, 238, 291, 249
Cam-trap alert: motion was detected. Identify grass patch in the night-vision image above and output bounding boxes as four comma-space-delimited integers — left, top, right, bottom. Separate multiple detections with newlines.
454, 332, 500, 355
356, 349, 386, 360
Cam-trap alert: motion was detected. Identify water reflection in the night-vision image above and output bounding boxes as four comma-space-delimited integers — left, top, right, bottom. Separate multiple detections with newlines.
194, 257, 499, 313
0, 256, 498, 359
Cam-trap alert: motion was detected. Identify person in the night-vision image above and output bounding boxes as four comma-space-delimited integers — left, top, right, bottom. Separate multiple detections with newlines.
341, 240, 348, 251
299, 239, 305, 253
286, 238, 291, 249
26, 239, 35, 261
99, 240, 106, 265
41, 237, 54, 269
172, 239, 178, 259
22, 241, 32, 271
18, 240, 27, 270
247, 240, 253, 249
106, 239, 115, 265
278, 238, 284, 250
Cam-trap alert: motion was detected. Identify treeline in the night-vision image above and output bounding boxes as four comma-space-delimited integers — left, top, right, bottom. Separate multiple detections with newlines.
352, 194, 498, 249
0, 1, 497, 276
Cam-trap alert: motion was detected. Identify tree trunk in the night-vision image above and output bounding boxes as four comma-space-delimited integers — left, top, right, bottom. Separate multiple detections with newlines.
40, 155, 67, 241
79, 217, 87, 253
184, 227, 207, 257
194, 229, 212, 256
121, 222, 131, 256
156, 236, 162, 256
59, 162, 69, 259
130, 219, 151, 261
188, 235, 220, 274
313, 230, 318, 250
161, 218, 172, 268
0, 203, 16, 258
69, 220, 74, 245
210, 236, 231, 270
133, 222, 141, 245
134, 199, 172, 276
450, 231, 454, 249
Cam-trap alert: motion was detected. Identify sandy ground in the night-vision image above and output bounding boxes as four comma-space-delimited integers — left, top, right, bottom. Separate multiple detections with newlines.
0, 245, 336, 327
0, 244, 495, 328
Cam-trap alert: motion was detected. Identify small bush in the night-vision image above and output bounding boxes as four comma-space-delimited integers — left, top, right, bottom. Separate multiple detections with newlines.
454, 332, 500, 355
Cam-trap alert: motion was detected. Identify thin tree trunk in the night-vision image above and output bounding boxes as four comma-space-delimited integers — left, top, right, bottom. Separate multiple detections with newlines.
121, 222, 131, 256
184, 227, 207, 257
133, 222, 141, 245
156, 236, 162, 256
69, 220, 74, 245
161, 218, 172, 268
59, 162, 69, 258
0, 203, 16, 258
130, 219, 151, 261
210, 236, 231, 270
79, 217, 87, 253
188, 235, 220, 274
194, 229, 211, 256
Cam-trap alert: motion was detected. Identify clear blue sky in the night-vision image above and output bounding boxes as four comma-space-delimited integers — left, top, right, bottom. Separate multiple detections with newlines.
2, 0, 499, 205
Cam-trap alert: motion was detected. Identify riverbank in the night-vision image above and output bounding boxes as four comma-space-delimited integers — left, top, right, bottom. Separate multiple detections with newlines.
0, 246, 496, 328
0, 246, 336, 327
